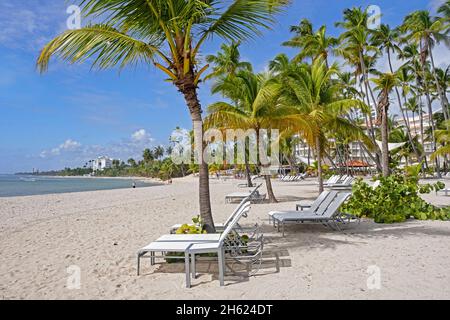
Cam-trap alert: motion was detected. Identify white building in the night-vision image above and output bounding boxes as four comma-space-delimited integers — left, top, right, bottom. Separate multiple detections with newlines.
92, 156, 113, 172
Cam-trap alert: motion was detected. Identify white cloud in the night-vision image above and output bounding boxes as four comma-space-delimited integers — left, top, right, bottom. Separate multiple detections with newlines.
59, 139, 82, 151
38, 130, 155, 165
0, 1, 67, 51
40, 139, 82, 158
131, 129, 151, 143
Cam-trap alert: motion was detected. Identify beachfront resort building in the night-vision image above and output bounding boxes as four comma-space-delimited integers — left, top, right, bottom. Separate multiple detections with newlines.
92, 156, 113, 172
294, 111, 437, 169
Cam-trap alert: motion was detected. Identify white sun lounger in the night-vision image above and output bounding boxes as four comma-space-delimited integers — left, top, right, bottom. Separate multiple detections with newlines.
137, 204, 251, 287
271, 193, 354, 236
325, 176, 354, 190
295, 190, 333, 211
269, 191, 338, 227
225, 191, 266, 203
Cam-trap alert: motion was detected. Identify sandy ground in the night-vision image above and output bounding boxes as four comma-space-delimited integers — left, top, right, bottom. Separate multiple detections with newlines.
0, 176, 449, 300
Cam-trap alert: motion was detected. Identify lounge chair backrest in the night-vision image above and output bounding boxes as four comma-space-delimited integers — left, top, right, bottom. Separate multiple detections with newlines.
222, 199, 251, 228
341, 176, 354, 185
309, 191, 331, 212
314, 191, 339, 216
321, 193, 352, 219
327, 175, 339, 184
219, 205, 251, 244
337, 175, 348, 183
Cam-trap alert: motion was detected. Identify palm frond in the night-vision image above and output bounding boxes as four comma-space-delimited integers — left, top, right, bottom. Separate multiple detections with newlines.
37, 24, 161, 72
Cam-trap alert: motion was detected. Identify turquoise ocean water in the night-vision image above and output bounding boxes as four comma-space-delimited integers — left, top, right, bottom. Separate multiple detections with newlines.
0, 175, 159, 197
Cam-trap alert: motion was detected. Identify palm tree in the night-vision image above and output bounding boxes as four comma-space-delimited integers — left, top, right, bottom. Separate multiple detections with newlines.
205, 69, 314, 202
284, 24, 338, 68
153, 146, 165, 160
205, 42, 252, 79
336, 7, 383, 171
143, 148, 155, 164
205, 41, 254, 187
401, 10, 449, 177
402, 10, 449, 122
277, 59, 373, 192
36, 0, 288, 232
289, 18, 313, 36
127, 158, 137, 167
371, 72, 399, 176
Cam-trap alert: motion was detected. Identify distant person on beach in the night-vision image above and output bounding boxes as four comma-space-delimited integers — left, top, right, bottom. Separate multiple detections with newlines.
132, 182, 136, 189
168, 178, 173, 185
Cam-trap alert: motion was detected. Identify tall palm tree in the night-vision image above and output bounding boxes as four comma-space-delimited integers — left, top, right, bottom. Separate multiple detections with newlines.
205, 42, 252, 79
371, 72, 399, 176
336, 7, 383, 172
205, 69, 314, 202
402, 10, 449, 177
402, 10, 449, 122
277, 59, 373, 192
36, 0, 288, 232
371, 24, 421, 161
289, 18, 313, 36
206, 41, 254, 186
284, 24, 338, 68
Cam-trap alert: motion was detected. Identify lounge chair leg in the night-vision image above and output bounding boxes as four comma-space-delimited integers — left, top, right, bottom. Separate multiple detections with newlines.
218, 249, 225, 287
137, 253, 141, 276
282, 223, 285, 237
185, 252, 191, 288
191, 254, 196, 279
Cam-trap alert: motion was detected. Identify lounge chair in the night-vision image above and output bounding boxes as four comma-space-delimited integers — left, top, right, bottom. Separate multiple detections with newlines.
323, 175, 340, 185
137, 203, 254, 287
169, 185, 262, 233
225, 188, 266, 204
237, 176, 260, 188
268, 191, 338, 226
325, 176, 355, 190
270, 192, 355, 236
295, 190, 332, 211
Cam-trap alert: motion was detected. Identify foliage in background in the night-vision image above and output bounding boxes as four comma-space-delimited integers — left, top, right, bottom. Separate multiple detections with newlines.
343, 174, 449, 223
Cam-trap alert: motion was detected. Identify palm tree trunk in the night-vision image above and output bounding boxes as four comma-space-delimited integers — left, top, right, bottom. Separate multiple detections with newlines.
316, 136, 324, 193
418, 95, 429, 172
256, 128, 277, 203
381, 102, 390, 177
244, 150, 253, 188
176, 77, 215, 233
359, 78, 382, 172
419, 44, 441, 178
387, 49, 421, 161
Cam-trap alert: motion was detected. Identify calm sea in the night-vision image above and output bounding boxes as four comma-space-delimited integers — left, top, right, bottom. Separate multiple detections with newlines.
0, 175, 160, 197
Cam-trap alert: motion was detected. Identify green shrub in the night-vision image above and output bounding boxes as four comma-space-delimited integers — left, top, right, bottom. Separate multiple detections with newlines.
342, 174, 449, 224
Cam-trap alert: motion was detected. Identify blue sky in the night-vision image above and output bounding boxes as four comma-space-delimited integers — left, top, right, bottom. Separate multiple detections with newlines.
0, 0, 447, 173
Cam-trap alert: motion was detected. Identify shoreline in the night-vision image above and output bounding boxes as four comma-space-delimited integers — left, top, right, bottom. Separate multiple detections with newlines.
0, 175, 167, 199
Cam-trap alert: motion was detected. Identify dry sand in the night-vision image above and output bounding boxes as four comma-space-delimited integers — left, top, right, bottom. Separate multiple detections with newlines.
0, 176, 449, 300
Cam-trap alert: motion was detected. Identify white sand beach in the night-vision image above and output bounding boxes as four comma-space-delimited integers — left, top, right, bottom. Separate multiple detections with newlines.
0, 176, 449, 300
